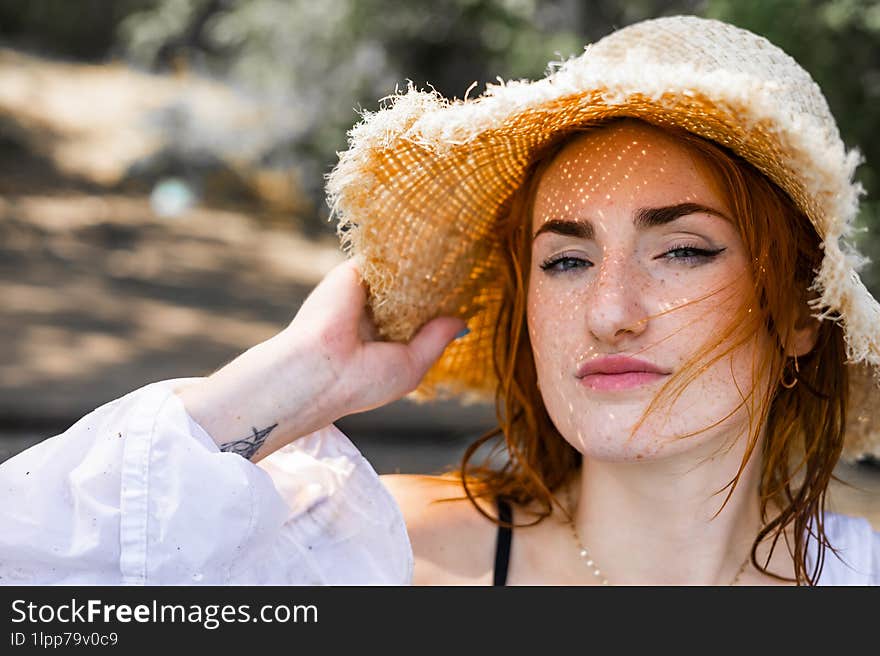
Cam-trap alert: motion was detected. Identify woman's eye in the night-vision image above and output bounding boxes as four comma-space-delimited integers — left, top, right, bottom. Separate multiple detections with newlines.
539, 246, 726, 274
660, 245, 726, 263
539, 255, 590, 273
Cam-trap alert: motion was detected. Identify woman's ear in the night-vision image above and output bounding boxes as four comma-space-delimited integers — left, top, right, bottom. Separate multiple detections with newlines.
789, 303, 821, 357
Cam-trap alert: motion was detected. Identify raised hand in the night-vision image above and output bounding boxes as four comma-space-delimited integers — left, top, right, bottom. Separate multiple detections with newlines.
176, 256, 467, 461
285, 255, 468, 417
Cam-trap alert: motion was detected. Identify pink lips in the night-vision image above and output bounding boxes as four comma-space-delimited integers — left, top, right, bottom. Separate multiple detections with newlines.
576, 355, 668, 391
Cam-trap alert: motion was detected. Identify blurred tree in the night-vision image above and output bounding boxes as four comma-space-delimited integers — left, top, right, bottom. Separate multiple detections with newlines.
0, 0, 154, 60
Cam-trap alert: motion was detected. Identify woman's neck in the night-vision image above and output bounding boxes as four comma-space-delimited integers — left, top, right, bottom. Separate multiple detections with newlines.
567, 430, 792, 585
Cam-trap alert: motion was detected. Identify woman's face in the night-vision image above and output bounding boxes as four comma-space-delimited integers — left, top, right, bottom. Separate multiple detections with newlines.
527, 120, 772, 462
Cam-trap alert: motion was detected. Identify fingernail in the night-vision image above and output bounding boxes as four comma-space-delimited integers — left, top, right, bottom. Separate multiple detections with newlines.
454, 327, 470, 340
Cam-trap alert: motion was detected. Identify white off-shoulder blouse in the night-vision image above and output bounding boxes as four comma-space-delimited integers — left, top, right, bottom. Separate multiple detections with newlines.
0, 378, 876, 585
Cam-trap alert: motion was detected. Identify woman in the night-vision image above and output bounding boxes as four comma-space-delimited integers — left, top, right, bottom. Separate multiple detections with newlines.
2, 15, 878, 585
387, 116, 866, 586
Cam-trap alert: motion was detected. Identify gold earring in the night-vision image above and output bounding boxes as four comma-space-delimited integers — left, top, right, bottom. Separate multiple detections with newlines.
781, 353, 799, 389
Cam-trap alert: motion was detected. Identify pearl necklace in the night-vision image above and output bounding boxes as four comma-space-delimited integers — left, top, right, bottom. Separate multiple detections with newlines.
564, 485, 752, 586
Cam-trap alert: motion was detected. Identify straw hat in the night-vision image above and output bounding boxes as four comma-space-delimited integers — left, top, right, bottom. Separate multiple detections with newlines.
326, 15, 879, 459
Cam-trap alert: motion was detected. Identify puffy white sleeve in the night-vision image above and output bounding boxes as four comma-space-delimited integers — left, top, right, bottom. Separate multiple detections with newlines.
0, 378, 413, 585
812, 512, 880, 585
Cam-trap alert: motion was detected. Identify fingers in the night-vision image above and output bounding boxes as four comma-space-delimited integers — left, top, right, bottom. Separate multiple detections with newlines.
357, 303, 381, 342
346, 316, 467, 414
294, 255, 367, 327
326, 255, 367, 311
404, 316, 469, 382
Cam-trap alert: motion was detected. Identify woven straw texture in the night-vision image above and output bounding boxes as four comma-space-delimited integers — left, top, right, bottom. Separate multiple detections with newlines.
326, 15, 879, 458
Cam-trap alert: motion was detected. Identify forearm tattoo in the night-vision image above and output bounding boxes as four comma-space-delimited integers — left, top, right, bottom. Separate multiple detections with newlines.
220, 423, 279, 460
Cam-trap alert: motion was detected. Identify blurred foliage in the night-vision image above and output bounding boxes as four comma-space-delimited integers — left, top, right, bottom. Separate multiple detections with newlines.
0, 0, 877, 292
0, 0, 154, 60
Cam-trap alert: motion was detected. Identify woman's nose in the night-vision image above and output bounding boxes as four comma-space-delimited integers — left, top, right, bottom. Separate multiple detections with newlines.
585, 252, 650, 345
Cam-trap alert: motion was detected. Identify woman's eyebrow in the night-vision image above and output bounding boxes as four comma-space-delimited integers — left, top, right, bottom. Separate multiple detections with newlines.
532, 202, 732, 240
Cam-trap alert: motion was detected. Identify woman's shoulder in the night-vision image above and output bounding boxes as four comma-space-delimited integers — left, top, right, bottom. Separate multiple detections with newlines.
813, 511, 879, 585
379, 473, 502, 585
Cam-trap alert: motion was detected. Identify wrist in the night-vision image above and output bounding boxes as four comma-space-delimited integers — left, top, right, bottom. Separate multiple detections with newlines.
175, 329, 344, 461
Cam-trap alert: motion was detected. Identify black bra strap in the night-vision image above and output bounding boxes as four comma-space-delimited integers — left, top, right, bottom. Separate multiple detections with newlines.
493, 496, 513, 586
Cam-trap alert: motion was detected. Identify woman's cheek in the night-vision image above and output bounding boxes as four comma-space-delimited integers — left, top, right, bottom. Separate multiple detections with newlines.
529, 283, 579, 350
528, 292, 561, 383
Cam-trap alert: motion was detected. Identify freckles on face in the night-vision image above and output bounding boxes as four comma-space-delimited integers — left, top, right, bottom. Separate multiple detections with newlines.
527, 120, 743, 355
525, 120, 757, 461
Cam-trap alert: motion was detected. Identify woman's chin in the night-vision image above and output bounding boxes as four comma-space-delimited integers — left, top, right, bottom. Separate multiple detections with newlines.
577, 445, 667, 463
569, 431, 692, 463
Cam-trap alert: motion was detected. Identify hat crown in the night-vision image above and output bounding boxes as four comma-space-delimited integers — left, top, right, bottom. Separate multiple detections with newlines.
577, 15, 837, 142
